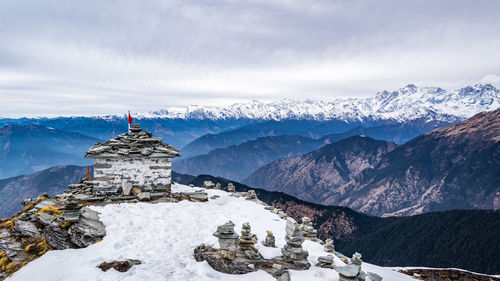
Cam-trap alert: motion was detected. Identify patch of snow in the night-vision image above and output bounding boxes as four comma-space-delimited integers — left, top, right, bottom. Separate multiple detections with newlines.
8, 184, 418, 281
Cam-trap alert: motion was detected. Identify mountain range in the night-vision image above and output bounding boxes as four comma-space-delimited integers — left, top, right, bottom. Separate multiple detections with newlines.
1, 83, 498, 180
244, 108, 500, 216
146, 84, 499, 122
0, 165, 92, 218
0, 124, 97, 178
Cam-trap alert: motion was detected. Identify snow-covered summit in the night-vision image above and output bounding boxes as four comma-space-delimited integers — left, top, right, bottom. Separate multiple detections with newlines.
141, 84, 500, 122
9, 184, 414, 281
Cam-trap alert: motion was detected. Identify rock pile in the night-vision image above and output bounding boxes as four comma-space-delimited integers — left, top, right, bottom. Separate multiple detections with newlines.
60, 195, 82, 223
215, 183, 221, 190
227, 183, 235, 192
203, 181, 215, 189
213, 221, 239, 260
324, 238, 335, 253
316, 254, 334, 268
262, 230, 276, 247
246, 190, 257, 200
239, 223, 260, 260
281, 217, 310, 270
334, 252, 383, 281
300, 217, 319, 242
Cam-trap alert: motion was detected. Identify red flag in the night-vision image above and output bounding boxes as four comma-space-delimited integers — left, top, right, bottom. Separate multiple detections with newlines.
86, 166, 91, 181
128, 111, 133, 125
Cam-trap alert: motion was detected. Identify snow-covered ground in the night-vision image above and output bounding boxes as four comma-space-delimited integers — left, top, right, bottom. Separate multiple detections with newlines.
8, 184, 414, 281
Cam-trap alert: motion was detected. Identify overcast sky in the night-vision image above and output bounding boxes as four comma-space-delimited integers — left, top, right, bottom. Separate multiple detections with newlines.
1, 0, 500, 117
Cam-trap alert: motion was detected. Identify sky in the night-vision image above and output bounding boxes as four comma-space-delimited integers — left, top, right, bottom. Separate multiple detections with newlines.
1, 0, 500, 117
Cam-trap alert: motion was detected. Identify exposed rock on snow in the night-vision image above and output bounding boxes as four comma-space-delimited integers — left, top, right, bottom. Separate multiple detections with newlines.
68, 207, 106, 248
97, 259, 141, 272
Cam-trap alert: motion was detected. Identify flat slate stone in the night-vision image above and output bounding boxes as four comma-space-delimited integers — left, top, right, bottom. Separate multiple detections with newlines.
33, 200, 56, 211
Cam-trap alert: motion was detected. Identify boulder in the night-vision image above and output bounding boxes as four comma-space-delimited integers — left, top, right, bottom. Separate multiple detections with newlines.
37, 213, 56, 226
203, 181, 215, 189
13, 219, 40, 237
43, 225, 72, 250
68, 208, 106, 248
132, 187, 142, 196
122, 182, 133, 196
137, 192, 151, 201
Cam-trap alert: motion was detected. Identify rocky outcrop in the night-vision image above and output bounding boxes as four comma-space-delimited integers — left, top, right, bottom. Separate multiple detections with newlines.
68, 208, 106, 248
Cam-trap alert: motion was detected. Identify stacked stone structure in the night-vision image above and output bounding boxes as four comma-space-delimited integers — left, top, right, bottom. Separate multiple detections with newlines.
281, 217, 310, 269
85, 123, 180, 195
324, 238, 335, 253
262, 230, 276, 247
239, 223, 260, 259
213, 221, 239, 260
300, 217, 318, 240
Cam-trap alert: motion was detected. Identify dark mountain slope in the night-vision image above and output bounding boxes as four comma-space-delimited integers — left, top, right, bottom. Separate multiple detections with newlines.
340, 209, 500, 275
243, 136, 397, 204
180, 120, 330, 158
0, 165, 92, 218
174, 135, 324, 181
0, 124, 98, 178
339, 108, 500, 216
173, 173, 500, 275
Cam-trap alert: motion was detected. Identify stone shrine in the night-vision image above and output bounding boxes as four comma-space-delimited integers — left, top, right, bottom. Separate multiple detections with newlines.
85, 123, 180, 195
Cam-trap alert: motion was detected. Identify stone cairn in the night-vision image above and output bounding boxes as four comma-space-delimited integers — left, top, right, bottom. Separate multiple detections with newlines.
334, 252, 383, 281
300, 217, 319, 241
215, 183, 221, 190
203, 181, 215, 189
213, 221, 239, 260
317, 254, 334, 268
227, 182, 235, 192
239, 223, 260, 260
281, 217, 310, 270
262, 230, 276, 247
59, 195, 82, 223
246, 190, 257, 200
324, 238, 335, 253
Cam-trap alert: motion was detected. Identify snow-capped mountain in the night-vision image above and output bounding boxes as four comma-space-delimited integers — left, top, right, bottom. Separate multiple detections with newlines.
143, 84, 500, 122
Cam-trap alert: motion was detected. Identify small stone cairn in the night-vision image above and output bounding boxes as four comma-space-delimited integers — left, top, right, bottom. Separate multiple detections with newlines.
334, 252, 382, 281
262, 230, 276, 247
203, 181, 215, 189
239, 223, 260, 260
300, 217, 320, 242
317, 254, 334, 268
246, 190, 257, 200
324, 238, 335, 253
59, 195, 82, 222
281, 217, 310, 270
215, 183, 221, 190
213, 221, 239, 260
227, 183, 235, 192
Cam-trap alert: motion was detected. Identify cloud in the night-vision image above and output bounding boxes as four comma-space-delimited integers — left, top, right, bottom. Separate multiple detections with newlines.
0, 0, 499, 117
